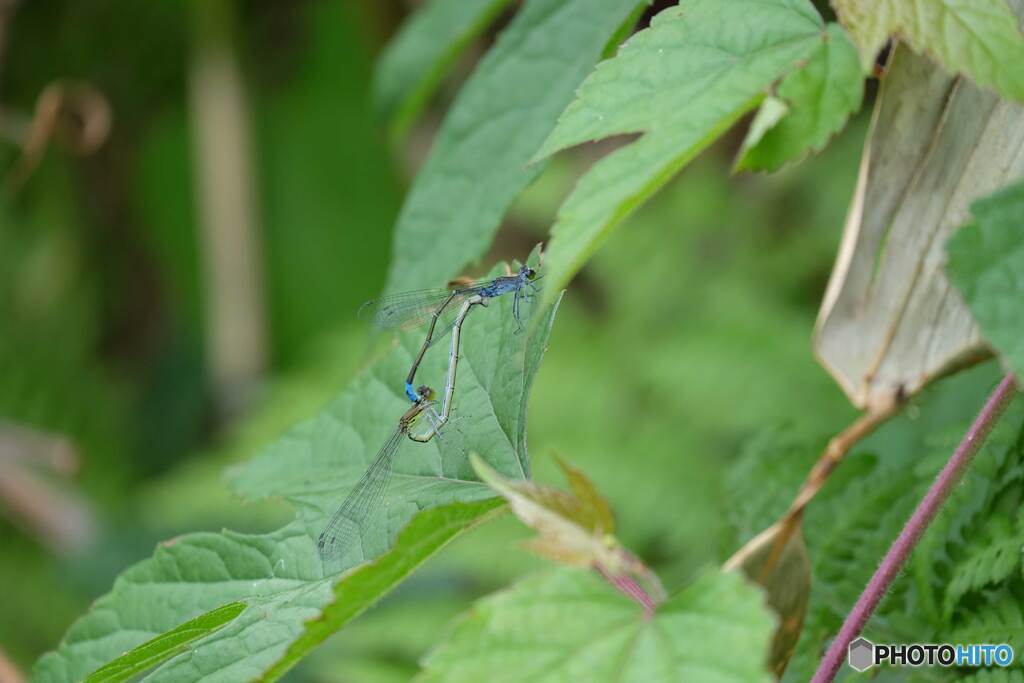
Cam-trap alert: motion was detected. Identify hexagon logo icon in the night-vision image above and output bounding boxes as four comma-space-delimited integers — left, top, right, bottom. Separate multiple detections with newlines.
848, 637, 875, 671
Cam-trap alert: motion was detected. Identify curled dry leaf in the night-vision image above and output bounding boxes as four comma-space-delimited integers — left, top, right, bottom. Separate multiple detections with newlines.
724, 521, 811, 678
815, 39, 1024, 412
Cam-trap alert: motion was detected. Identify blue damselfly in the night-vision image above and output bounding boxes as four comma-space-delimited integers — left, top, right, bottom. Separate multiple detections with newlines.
359, 264, 540, 401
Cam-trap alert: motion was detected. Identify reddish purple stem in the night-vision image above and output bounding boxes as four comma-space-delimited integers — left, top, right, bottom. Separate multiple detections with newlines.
595, 563, 657, 618
811, 375, 1018, 683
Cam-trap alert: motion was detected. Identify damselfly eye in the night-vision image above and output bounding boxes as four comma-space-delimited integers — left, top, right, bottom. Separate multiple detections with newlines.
416, 385, 435, 401
525, 268, 537, 280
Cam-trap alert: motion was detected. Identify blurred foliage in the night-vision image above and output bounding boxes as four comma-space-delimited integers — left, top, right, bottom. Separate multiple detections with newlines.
1, 0, 399, 671
0, 0, 866, 672
4, 0, 1017, 681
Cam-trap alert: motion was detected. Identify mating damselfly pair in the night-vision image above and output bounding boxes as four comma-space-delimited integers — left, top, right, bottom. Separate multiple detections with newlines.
317, 260, 542, 573
361, 264, 541, 401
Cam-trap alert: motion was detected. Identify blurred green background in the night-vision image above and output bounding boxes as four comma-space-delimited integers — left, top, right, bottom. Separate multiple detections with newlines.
0, 1, 873, 680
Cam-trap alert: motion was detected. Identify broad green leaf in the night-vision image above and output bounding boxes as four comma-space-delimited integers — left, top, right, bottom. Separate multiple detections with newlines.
33, 507, 500, 683
417, 568, 776, 683
736, 23, 864, 172
33, 263, 562, 682
374, 0, 515, 138
383, 0, 644, 295
946, 179, 1024, 380
32, 524, 327, 683
82, 603, 246, 683
249, 499, 506, 682
833, 0, 1024, 101
532, 0, 827, 314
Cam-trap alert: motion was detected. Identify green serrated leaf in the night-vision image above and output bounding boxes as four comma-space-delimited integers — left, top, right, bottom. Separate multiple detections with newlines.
722, 426, 826, 553
910, 403, 1022, 625
944, 515, 1024, 614
961, 669, 1024, 683
949, 587, 1024, 656
532, 0, 826, 315
947, 178, 1024, 380
383, 0, 644, 296
738, 97, 790, 157
32, 495, 494, 683
736, 23, 864, 172
417, 568, 776, 683
81, 603, 246, 683
833, 0, 1024, 101
32, 264, 562, 682
254, 499, 506, 681
373, 0, 515, 137
812, 467, 921, 597
32, 524, 326, 683
35, 505, 504, 683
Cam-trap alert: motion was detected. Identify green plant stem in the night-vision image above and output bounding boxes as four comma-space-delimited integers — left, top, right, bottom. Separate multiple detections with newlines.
811, 374, 1018, 683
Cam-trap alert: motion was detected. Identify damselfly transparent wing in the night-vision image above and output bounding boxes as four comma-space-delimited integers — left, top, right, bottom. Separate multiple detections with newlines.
318, 427, 404, 574
357, 276, 497, 331
358, 288, 458, 330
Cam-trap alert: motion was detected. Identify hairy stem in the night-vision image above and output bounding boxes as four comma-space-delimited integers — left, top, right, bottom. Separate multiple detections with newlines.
811, 374, 1018, 683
